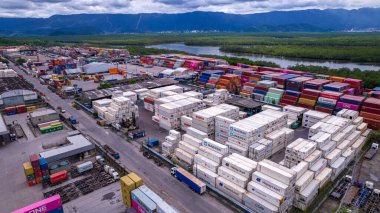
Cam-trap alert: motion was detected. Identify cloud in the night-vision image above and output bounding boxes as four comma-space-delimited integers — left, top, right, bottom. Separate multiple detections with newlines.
0, 0, 379, 17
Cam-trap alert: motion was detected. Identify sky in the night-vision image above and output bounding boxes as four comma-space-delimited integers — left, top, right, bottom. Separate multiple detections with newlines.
1, 0, 380, 18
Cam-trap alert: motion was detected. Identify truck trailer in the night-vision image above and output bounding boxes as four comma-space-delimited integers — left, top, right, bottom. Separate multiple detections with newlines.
171, 167, 206, 194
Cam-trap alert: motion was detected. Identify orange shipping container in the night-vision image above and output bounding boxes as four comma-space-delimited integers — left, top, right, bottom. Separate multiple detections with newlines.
109, 68, 118, 75
329, 76, 345, 82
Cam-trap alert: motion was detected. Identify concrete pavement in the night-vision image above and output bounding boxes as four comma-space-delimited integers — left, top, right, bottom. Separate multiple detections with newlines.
11, 63, 235, 213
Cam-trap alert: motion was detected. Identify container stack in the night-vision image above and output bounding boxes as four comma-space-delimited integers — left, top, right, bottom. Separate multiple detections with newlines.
133, 88, 149, 100
315, 91, 343, 114
104, 96, 139, 125
120, 172, 143, 208
303, 79, 330, 90
192, 104, 239, 139
279, 90, 301, 106
175, 127, 206, 165
216, 74, 241, 92
203, 89, 231, 106
162, 130, 181, 156
302, 110, 329, 128
228, 109, 288, 157
264, 88, 284, 105
284, 138, 317, 168
217, 154, 257, 202
206, 73, 222, 89
336, 95, 365, 112
323, 82, 351, 93
193, 138, 228, 187
343, 78, 362, 95
215, 116, 236, 145
282, 105, 307, 127
240, 82, 256, 97
158, 97, 205, 130
196, 70, 224, 86
298, 89, 321, 109
359, 98, 380, 129
23, 162, 36, 186
38, 120, 63, 134
245, 159, 296, 213
336, 109, 359, 120
253, 80, 276, 101
286, 76, 313, 91
144, 85, 184, 112
272, 74, 299, 89
180, 115, 192, 131
39, 157, 49, 181
248, 73, 262, 84
30, 154, 42, 184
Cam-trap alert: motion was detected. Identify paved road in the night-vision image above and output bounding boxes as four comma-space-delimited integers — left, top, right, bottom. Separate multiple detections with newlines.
11, 63, 235, 213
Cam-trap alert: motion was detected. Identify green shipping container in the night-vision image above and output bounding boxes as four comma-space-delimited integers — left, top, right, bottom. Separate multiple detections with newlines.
26, 173, 35, 180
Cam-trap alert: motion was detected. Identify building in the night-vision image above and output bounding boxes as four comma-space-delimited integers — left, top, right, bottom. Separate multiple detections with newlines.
29, 109, 59, 126
0, 76, 38, 106
82, 62, 117, 74
39, 134, 96, 163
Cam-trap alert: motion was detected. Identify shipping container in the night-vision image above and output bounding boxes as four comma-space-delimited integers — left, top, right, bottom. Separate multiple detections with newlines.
216, 177, 246, 203
11, 195, 62, 213
172, 167, 206, 194
247, 181, 284, 207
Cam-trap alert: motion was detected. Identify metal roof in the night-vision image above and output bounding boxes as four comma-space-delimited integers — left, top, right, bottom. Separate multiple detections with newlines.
0, 115, 8, 135
39, 134, 95, 163
226, 96, 263, 109
29, 109, 57, 118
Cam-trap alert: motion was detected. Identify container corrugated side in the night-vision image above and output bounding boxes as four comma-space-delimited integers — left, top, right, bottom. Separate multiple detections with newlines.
216, 177, 246, 203
247, 181, 284, 207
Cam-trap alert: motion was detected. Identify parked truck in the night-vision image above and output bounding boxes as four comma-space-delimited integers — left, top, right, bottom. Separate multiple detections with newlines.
171, 167, 206, 194
365, 143, 379, 160
76, 161, 93, 173
147, 138, 159, 148
103, 144, 120, 159
128, 130, 146, 140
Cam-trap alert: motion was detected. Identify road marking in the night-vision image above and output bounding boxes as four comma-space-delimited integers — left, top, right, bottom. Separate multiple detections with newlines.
105, 131, 109, 135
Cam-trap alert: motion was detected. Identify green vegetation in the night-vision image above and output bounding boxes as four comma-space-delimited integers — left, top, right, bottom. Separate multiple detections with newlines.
127, 46, 185, 55
362, 130, 380, 151
220, 45, 380, 63
97, 82, 113, 89
199, 55, 280, 68
15, 58, 27, 65
127, 79, 137, 84
0, 57, 8, 64
287, 64, 380, 89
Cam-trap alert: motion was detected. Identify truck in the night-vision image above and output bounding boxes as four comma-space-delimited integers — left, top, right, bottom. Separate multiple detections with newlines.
147, 138, 159, 148
68, 116, 77, 124
76, 161, 93, 173
128, 130, 146, 140
365, 143, 379, 160
96, 155, 105, 165
171, 167, 206, 194
103, 144, 120, 159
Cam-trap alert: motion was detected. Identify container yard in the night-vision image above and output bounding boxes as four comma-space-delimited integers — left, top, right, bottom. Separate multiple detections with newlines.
1, 45, 380, 213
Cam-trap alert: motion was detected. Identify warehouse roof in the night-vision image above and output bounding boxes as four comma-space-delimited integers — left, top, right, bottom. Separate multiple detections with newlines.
0, 77, 35, 94
39, 134, 95, 163
0, 115, 8, 135
226, 96, 263, 109
29, 109, 57, 118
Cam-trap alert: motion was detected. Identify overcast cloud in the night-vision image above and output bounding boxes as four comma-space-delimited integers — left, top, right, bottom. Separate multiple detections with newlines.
0, 0, 379, 18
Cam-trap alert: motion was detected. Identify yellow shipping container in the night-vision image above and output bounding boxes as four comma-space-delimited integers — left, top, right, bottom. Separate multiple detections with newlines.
26, 106, 37, 111
127, 172, 144, 188
120, 176, 135, 191
23, 162, 34, 176
298, 98, 316, 106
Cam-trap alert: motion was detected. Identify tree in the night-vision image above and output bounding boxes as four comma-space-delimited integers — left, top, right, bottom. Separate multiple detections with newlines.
15, 58, 27, 66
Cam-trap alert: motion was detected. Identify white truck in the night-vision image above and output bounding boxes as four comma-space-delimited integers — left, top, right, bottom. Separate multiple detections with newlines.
365, 143, 379, 160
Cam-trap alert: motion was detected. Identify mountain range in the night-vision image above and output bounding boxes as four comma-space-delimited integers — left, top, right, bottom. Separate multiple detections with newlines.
1, 8, 380, 36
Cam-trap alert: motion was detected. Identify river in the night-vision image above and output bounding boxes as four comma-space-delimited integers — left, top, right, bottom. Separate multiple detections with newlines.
147, 43, 380, 71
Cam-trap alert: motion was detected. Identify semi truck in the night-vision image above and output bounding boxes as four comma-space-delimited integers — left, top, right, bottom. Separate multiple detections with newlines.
171, 167, 206, 194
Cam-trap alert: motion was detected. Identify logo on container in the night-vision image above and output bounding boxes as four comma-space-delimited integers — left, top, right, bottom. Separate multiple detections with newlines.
28, 205, 47, 213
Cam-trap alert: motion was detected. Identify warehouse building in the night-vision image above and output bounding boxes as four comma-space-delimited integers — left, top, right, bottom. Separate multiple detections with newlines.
226, 96, 264, 116
0, 76, 38, 106
82, 62, 117, 74
29, 109, 59, 126
39, 134, 96, 164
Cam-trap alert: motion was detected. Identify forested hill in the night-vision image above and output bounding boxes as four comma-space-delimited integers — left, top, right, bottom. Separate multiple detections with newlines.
1, 8, 380, 35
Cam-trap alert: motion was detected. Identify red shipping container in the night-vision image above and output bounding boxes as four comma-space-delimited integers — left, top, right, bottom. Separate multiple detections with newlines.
35, 170, 42, 178
50, 170, 68, 184
363, 117, 380, 130
319, 91, 342, 100
143, 97, 154, 105
361, 106, 380, 114
315, 106, 333, 114
298, 103, 314, 109
29, 154, 39, 167
16, 105, 27, 113
362, 98, 380, 108
282, 95, 299, 102
302, 89, 321, 96
360, 111, 380, 121
300, 94, 318, 101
